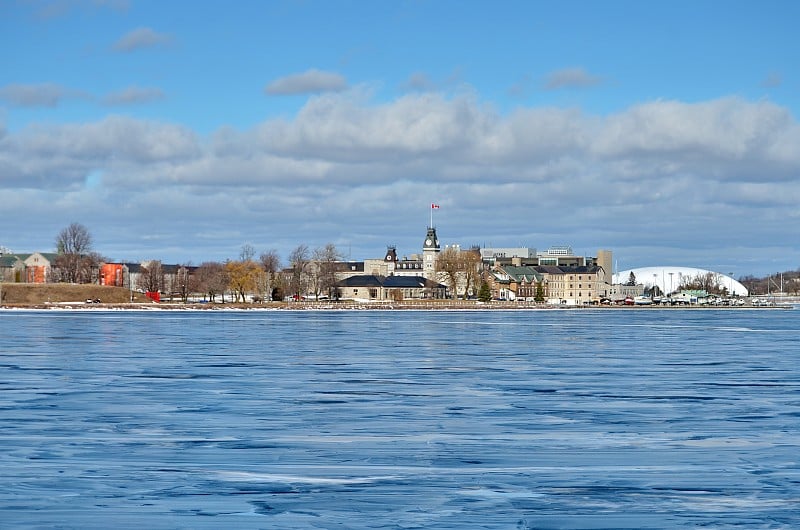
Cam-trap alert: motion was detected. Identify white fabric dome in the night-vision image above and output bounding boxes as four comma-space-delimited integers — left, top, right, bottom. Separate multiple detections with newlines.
613, 266, 748, 296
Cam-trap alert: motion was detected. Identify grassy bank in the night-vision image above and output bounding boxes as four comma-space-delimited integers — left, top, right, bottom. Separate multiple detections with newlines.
0, 283, 151, 305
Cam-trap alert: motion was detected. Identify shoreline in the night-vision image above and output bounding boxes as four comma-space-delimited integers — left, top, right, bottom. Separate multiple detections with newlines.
1, 301, 795, 311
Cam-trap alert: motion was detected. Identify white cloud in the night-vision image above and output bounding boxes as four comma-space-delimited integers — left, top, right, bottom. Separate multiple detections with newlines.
113, 27, 173, 52
0, 116, 200, 189
264, 69, 348, 95
103, 86, 165, 105
1, 94, 798, 273
256, 92, 496, 164
0, 83, 66, 107
592, 97, 799, 180
544, 67, 603, 90
0, 83, 165, 108
402, 72, 436, 91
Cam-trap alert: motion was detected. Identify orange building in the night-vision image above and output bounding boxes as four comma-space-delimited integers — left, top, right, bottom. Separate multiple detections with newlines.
23, 253, 58, 284
26, 265, 48, 283
99, 263, 125, 287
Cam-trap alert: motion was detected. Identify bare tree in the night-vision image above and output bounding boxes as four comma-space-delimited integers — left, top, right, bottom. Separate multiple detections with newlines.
171, 264, 196, 303
435, 247, 461, 298
240, 243, 256, 262
54, 222, 96, 283
309, 243, 342, 299
679, 272, 725, 294
137, 260, 164, 294
259, 250, 281, 301
195, 261, 228, 302
435, 246, 481, 298
288, 244, 310, 299
460, 247, 483, 298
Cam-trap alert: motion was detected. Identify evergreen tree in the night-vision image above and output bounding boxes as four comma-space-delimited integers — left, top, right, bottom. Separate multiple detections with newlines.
535, 281, 545, 302
478, 281, 492, 302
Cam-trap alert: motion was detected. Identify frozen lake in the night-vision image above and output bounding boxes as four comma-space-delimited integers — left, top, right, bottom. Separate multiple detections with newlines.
1, 308, 799, 528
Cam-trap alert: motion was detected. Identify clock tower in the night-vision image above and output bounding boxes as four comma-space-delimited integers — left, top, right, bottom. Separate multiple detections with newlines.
384, 246, 398, 275
422, 227, 440, 280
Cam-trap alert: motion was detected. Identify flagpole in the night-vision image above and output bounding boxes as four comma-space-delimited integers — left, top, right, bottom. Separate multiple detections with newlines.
430, 203, 440, 228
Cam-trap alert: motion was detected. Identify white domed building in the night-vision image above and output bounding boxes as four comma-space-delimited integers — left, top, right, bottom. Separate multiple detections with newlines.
613, 266, 748, 297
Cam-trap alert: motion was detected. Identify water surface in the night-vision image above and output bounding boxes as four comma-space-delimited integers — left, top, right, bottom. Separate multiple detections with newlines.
1, 309, 798, 528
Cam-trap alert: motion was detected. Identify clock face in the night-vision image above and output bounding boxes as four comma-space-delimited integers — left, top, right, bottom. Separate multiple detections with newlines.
386, 255, 392, 260
425, 239, 432, 245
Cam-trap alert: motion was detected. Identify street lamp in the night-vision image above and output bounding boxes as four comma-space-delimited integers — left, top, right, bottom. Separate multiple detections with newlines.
128, 266, 134, 303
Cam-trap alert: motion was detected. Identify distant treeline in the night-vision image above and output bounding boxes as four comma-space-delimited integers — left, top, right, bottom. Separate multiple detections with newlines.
739, 270, 800, 295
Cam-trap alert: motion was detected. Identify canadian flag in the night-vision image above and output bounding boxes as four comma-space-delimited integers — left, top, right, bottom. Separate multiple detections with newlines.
431, 203, 440, 209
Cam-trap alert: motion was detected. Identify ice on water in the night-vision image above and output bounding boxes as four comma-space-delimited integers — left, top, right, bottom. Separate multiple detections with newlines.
1, 308, 799, 528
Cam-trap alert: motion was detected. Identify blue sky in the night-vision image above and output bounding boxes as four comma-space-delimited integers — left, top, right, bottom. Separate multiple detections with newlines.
1, 0, 799, 277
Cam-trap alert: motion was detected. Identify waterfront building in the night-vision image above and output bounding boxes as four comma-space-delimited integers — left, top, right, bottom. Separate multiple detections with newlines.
23, 252, 58, 283
484, 265, 544, 301
335, 274, 447, 301
483, 262, 605, 305
481, 246, 612, 304
534, 265, 603, 305
0, 253, 25, 282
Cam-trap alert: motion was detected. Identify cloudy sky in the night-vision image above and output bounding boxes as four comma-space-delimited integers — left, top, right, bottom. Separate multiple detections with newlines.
1, 0, 798, 277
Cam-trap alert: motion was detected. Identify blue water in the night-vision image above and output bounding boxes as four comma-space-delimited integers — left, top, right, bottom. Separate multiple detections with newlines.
1, 308, 798, 529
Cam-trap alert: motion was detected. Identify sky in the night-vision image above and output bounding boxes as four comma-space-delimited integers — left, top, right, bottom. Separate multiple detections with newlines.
1, 0, 798, 278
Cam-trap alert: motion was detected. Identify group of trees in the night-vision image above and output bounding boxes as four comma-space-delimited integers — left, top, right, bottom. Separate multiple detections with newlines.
633, 271, 730, 296
128, 243, 344, 303
285, 243, 343, 300
135, 260, 200, 303
49, 222, 345, 303
49, 222, 488, 302
676, 272, 730, 295
42, 223, 487, 302
435, 246, 483, 299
